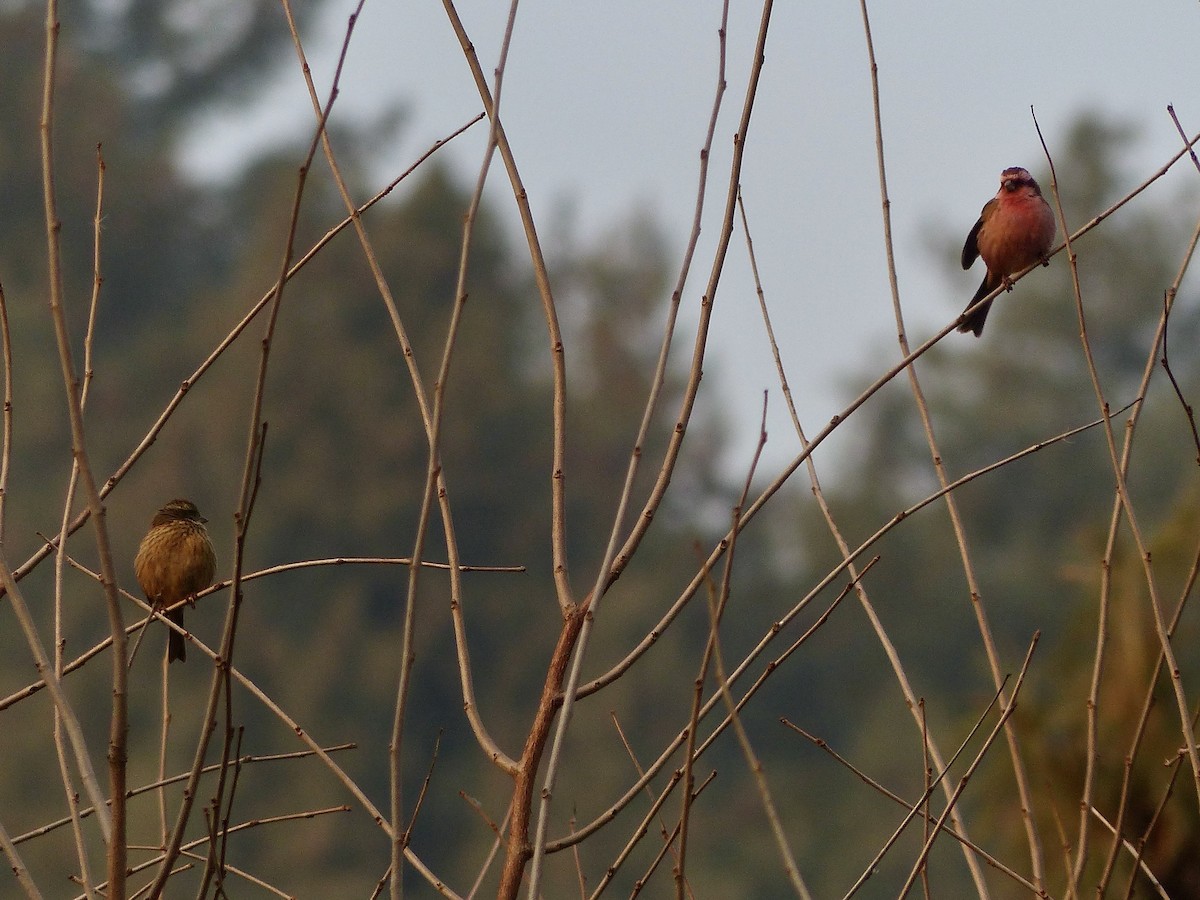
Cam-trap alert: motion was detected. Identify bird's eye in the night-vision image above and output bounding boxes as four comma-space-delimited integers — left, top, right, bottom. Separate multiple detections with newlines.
1003, 180, 1018, 191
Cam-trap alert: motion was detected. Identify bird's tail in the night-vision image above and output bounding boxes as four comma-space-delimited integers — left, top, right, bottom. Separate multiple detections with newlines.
167, 608, 186, 663
957, 273, 996, 337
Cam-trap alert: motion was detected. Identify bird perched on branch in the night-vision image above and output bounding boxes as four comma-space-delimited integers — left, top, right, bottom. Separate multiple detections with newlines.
134, 499, 216, 663
958, 166, 1056, 337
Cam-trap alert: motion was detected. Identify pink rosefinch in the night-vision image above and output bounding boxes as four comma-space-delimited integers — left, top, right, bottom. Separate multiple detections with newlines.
134, 499, 216, 663
958, 166, 1056, 336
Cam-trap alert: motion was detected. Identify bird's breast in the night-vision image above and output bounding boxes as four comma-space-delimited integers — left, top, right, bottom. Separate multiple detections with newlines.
977, 195, 1055, 275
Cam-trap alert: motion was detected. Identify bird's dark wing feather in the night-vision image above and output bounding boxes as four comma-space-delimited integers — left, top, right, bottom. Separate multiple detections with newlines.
961, 199, 992, 269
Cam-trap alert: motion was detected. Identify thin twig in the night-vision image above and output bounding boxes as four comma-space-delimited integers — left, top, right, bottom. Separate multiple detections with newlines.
1161, 288, 1200, 463
628, 774, 715, 899
1167, 104, 1200, 176
14, 745, 356, 845
840, 666, 1017, 898
39, 0, 127, 887
1090, 807, 1170, 900
403, 731, 444, 846
781, 721, 1043, 896
0, 279, 10, 542
0, 817, 43, 900
178, 847, 292, 899
465, 802, 513, 899
609, 713, 694, 897
47, 139, 108, 900
2, 552, 523, 714
439, 0, 571, 611
701, 396, 812, 897
79, 806, 354, 900
894, 636, 1040, 898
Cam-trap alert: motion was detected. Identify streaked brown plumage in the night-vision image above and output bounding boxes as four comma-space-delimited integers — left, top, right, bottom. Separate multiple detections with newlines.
134, 499, 216, 663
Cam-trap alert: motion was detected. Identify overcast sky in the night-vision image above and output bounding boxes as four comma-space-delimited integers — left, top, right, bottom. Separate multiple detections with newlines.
183, 0, 1200, 476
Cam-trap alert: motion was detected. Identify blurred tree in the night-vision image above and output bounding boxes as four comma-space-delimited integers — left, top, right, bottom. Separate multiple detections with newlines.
3, 0, 320, 139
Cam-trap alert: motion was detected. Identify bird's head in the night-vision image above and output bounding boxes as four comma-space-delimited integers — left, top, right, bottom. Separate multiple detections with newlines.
157, 498, 207, 525
999, 167, 1041, 196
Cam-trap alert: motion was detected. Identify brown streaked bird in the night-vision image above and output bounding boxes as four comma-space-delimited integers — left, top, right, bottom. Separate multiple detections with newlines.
958, 166, 1057, 337
134, 499, 216, 664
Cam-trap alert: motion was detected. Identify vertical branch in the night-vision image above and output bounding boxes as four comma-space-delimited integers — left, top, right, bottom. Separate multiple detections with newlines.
702, 398, 812, 897
0, 818, 43, 900
0, 281, 10, 542
529, 14, 739, 881
1034, 115, 1200, 866
439, 0, 572, 610
0, 566, 110, 839
38, 1, 127, 893
599, 0, 730, 593
49, 142, 107, 900
83, 145, 103, 402
390, 3, 525, 893
157, 658, 170, 848
675, 571, 716, 893
497, 600, 588, 898
273, 24, 517, 893
146, 25, 347, 898
281, 0, 516, 776
1095, 209, 1200, 894
857, 0, 1042, 891
919, 701, 933, 900
525, 4, 776, 896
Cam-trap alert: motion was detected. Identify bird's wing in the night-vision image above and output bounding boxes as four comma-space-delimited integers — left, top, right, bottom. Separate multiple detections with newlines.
960, 199, 993, 269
